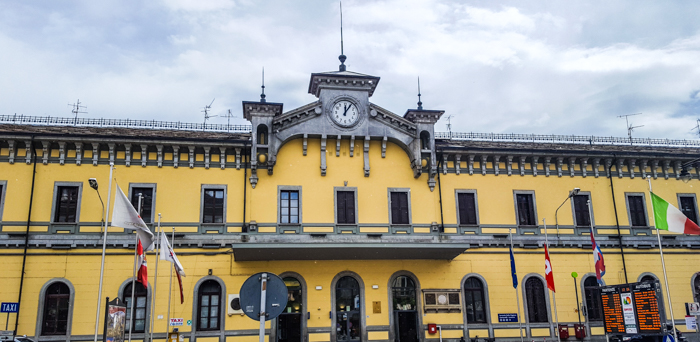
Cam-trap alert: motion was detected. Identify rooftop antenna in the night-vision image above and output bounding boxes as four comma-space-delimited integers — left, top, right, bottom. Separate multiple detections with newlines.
445, 115, 454, 133
617, 112, 643, 143
68, 99, 87, 124
338, 1, 346, 71
260, 67, 266, 103
202, 98, 216, 125
223, 109, 237, 129
417, 77, 423, 110
691, 119, 700, 138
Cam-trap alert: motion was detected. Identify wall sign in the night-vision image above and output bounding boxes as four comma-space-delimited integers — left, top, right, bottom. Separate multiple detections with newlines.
498, 313, 518, 323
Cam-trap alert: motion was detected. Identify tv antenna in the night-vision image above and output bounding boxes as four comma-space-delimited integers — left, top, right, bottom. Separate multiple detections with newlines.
445, 115, 454, 133
691, 119, 700, 138
68, 99, 87, 123
617, 113, 643, 143
202, 98, 216, 125
223, 109, 237, 128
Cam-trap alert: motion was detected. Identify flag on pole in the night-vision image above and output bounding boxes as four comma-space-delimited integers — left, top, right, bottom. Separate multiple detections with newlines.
136, 240, 148, 288
160, 233, 186, 304
590, 229, 605, 284
509, 245, 518, 289
111, 186, 154, 251
544, 245, 555, 292
651, 192, 700, 235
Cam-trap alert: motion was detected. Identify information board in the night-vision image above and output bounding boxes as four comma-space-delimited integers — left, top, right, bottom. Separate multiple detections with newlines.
600, 281, 665, 335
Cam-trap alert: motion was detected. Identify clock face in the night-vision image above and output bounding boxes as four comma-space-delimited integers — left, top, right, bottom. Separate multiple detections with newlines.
330, 100, 360, 127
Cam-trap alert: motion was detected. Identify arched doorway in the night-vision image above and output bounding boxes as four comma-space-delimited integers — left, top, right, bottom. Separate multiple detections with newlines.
335, 276, 361, 342
278, 277, 303, 342
392, 276, 419, 342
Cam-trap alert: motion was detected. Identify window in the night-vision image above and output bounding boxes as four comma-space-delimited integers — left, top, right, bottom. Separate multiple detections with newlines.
0, 180, 6, 222
627, 194, 647, 227
392, 276, 417, 311
525, 277, 548, 323
456, 191, 478, 225
335, 276, 361, 342
197, 280, 222, 331
280, 190, 300, 224
515, 192, 537, 226
389, 190, 410, 225
202, 186, 225, 224
123, 282, 147, 333
54, 186, 80, 223
583, 277, 602, 321
463, 277, 487, 323
573, 194, 591, 227
640, 275, 656, 283
679, 195, 698, 225
336, 190, 356, 224
130, 185, 155, 224
693, 274, 700, 303
42, 282, 70, 335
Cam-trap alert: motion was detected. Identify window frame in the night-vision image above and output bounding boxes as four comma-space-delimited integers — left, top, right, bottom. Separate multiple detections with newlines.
191, 276, 227, 335
278, 185, 302, 225
334, 187, 358, 225
677, 193, 699, 225
571, 192, 595, 227
625, 193, 649, 227
462, 275, 489, 324
35, 278, 75, 338
513, 190, 538, 227
0, 180, 6, 223
128, 183, 157, 224
581, 274, 604, 322
120, 280, 150, 334
196, 280, 223, 331
200, 184, 227, 225
522, 274, 550, 324
388, 188, 412, 226
50, 182, 83, 224
455, 190, 480, 226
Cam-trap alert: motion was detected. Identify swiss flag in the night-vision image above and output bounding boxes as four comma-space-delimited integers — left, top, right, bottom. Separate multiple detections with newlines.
136, 239, 148, 288
544, 245, 555, 292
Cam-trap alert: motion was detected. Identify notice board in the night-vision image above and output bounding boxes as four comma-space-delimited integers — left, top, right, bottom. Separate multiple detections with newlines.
600, 281, 665, 335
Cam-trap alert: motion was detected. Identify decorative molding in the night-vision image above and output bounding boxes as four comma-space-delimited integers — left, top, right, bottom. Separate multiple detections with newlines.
25, 140, 32, 164
663, 160, 670, 180
363, 136, 370, 177
204, 146, 210, 169
544, 157, 551, 177
337, 135, 341, 157
381, 136, 387, 158
652, 159, 659, 179
443, 154, 448, 175
455, 154, 461, 175
581, 158, 588, 178
157, 145, 163, 168
188, 145, 195, 169
568, 157, 575, 177
108, 143, 115, 166
91, 142, 99, 166
350, 135, 355, 157
519, 156, 526, 176
616, 158, 624, 178
605, 158, 612, 178
506, 155, 513, 176
303, 134, 308, 156
675, 161, 682, 180
235, 148, 240, 170
43, 141, 50, 165
220, 147, 226, 170
593, 158, 600, 178
481, 155, 487, 175
172, 146, 179, 168
124, 144, 131, 167
141, 144, 148, 167
628, 159, 636, 179
493, 155, 500, 176
467, 155, 473, 175
58, 141, 66, 165
75, 142, 82, 166
7, 140, 14, 164
640, 159, 648, 179
532, 156, 539, 177
556, 157, 563, 177
320, 135, 327, 176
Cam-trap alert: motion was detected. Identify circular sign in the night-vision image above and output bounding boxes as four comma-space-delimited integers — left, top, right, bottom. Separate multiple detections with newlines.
239, 272, 288, 321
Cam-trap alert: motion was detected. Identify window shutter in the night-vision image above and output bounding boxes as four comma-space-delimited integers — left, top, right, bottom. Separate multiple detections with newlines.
346, 192, 355, 224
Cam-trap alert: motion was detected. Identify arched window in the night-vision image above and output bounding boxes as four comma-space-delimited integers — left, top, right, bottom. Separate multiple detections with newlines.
525, 277, 548, 323
122, 282, 148, 333
463, 277, 487, 323
583, 276, 603, 321
640, 275, 656, 283
257, 125, 269, 145
197, 280, 222, 331
42, 282, 70, 335
335, 276, 361, 342
693, 274, 700, 303
420, 131, 430, 150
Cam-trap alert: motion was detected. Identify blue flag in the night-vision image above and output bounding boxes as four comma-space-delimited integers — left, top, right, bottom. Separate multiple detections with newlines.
510, 245, 518, 288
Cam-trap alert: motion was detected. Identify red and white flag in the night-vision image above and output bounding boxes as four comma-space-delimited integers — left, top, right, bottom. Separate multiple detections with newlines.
111, 186, 154, 251
160, 233, 186, 304
136, 239, 148, 288
544, 245, 555, 292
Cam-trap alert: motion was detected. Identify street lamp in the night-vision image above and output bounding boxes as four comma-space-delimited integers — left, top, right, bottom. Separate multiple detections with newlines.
679, 158, 700, 183
555, 188, 580, 236
88, 178, 105, 231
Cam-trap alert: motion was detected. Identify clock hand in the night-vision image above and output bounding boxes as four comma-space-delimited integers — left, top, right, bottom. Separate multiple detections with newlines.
343, 104, 350, 116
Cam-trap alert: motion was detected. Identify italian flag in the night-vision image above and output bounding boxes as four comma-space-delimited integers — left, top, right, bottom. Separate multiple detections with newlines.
651, 192, 700, 235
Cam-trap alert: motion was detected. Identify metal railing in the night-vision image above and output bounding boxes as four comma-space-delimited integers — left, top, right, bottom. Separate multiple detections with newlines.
0, 114, 252, 133
435, 131, 700, 148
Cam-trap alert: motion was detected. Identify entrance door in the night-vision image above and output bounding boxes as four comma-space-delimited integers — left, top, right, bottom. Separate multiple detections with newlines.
392, 276, 418, 342
278, 277, 303, 342
336, 276, 361, 342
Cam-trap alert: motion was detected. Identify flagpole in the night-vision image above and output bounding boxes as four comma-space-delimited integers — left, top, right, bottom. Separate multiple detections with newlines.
166, 228, 175, 334
544, 219, 562, 342
647, 176, 678, 342
149, 213, 162, 342
128, 195, 143, 342
93, 163, 114, 342
510, 227, 524, 342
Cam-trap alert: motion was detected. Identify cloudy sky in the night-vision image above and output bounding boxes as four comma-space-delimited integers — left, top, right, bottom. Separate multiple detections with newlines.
1, 0, 700, 139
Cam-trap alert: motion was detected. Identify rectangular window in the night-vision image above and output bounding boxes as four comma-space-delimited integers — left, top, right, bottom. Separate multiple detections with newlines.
515, 193, 537, 226
280, 190, 299, 224
573, 194, 591, 227
456, 192, 478, 225
54, 186, 79, 223
202, 188, 225, 223
130, 186, 154, 224
679, 196, 698, 225
336, 190, 356, 224
390, 191, 410, 225
627, 195, 647, 226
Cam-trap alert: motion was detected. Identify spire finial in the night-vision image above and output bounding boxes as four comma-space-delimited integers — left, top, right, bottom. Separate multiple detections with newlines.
260, 67, 266, 103
417, 76, 423, 110
338, 1, 347, 71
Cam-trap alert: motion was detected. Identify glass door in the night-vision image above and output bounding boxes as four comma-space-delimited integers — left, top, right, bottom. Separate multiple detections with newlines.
392, 276, 418, 342
336, 277, 361, 342
278, 277, 303, 342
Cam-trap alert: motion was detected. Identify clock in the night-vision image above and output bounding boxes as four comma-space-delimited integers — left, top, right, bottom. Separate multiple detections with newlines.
330, 100, 360, 127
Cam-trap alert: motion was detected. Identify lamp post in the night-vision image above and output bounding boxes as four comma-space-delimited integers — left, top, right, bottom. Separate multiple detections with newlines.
88, 178, 105, 231
90, 164, 115, 342
571, 272, 581, 324
555, 188, 581, 237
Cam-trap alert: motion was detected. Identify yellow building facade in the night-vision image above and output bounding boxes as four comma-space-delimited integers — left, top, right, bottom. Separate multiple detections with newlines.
1, 64, 700, 342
